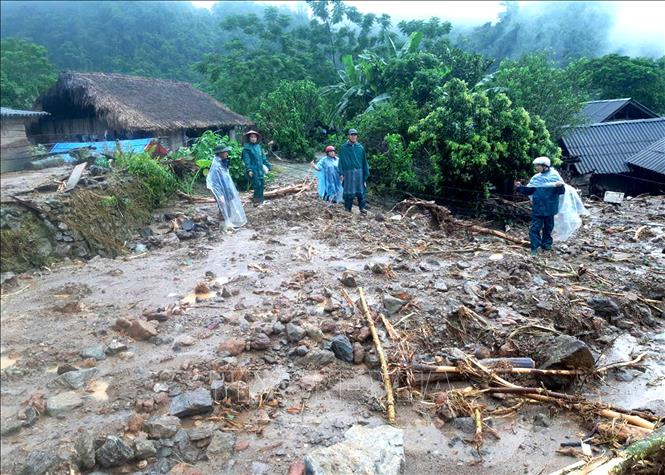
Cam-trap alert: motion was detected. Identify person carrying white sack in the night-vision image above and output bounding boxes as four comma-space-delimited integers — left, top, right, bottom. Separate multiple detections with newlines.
207, 145, 247, 232
515, 156, 588, 256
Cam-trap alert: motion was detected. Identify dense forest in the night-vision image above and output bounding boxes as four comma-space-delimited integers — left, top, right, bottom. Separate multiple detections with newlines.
1, 0, 664, 196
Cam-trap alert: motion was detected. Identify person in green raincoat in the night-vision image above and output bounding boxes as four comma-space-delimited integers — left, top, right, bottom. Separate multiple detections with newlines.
338, 128, 369, 214
241, 130, 272, 205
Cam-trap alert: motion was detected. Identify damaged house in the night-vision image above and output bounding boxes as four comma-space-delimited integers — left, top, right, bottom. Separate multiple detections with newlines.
561, 99, 664, 196
1, 107, 50, 174
28, 72, 252, 149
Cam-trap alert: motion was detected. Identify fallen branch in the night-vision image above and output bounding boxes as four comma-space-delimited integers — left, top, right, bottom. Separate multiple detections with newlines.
264, 182, 312, 199
379, 313, 401, 340
473, 408, 483, 448
359, 287, 396, 425
176, 190, 215, 203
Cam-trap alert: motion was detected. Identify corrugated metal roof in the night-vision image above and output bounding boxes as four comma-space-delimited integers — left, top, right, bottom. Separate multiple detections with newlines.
561, 117, 665, 175
0, 107, 50, 118
626, 137, 665, 176
580, 99, 631, 124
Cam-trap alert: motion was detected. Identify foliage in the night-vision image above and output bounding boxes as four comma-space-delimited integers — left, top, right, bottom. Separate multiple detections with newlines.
255, 80, 324, 161
367, 133, 419, 193
349, 98, 418, 155
568, 54, 665, 114
0, 37, 57, 108
115, 152, 178, 206
486, 52, 588, 139
409, 79, 560, 196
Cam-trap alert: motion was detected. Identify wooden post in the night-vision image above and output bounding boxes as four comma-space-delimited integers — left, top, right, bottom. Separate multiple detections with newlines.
358, 287, 396, 425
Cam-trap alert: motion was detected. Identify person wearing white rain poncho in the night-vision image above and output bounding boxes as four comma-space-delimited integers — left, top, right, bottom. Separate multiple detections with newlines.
206, 145, 247, 231
515, 157, 588, 256
310, 145, 343, 203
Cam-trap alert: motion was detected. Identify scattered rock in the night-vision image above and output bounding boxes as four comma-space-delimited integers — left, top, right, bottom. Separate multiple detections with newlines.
75, 431, 96, 470
134, 437, 157, 459
286, 323, 306, 342
383, 295, 406, 316
272, 321, 285, 335
320, 320, 336, 333
587, 296, 621, 318
225, 381, 250, 404
300, 373, 325, 391
533, 413, 551, 427
169, 388, 214, 418
56, 363, 78, 375
218, 338, 246, 356
433, 280, 448, 292
1, 418, 24, 437
16, 450, 60, 475
206, 430, 236, 458
177, 336, 196, 347
126, 414, 145, 433
80, 345, 107, 361
144, 415, 181, 438
453, 417, 476, 434
113, 317, 132, 330
55, 367, 98, 389
105, 341, 128, 355
95, 436, 134, 468
46, 391, 83, 416
354, 327, 371, 342
305, 425, 404, 475
127, 319, 158, 341
251, 461, 271, 475
539, 335, 595, 370
340, 271, 357, 287
250, 332, 272, 351
234, 440, 250, 452
210, 380, 226, 401
302, 349, 335, 368
288, 460, 306, 475
330, 335, 353, 363
353, 343, 365, 364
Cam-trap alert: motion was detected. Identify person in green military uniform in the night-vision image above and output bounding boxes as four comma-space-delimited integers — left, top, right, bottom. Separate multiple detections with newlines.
338, 128, 369, 214
241, 130, 272, 205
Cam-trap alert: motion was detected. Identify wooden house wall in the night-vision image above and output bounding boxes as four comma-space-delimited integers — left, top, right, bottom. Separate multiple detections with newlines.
1, 117, 33, 173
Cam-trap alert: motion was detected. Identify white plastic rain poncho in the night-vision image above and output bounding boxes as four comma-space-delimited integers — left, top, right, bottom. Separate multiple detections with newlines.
206, 157, 247, 228
526, 167, 588, 241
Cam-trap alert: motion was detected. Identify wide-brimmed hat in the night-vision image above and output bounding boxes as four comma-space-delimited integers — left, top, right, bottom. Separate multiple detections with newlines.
347, 128, 358, 135
213, 145, 231, 154
244, 130, 261, 138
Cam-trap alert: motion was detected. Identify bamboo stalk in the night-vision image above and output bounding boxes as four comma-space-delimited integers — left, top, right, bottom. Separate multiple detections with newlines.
358, 287, 396, 425
379, 313, 400, 340
473, 408, 483, 447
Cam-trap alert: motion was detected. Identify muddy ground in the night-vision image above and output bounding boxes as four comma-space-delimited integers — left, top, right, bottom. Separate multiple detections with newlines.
1, 163, 664, 475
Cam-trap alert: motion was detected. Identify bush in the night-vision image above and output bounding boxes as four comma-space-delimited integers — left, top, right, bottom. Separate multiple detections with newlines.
255, 80, 325, 161
367, 134, 420, 193
115, 152, 178, 206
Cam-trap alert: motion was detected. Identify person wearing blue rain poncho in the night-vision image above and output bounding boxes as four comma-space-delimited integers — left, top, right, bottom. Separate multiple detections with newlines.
515, 156, 565, 255
206, 145, 247, 231
310, 145, 343, 203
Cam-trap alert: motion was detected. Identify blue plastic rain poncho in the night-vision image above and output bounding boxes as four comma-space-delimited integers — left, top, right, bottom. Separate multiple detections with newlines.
518, 167, 589, 241
314, 156, 343, 202
206, 157, 247, 228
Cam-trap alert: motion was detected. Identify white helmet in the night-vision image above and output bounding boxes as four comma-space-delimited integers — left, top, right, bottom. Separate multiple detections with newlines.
533, 156, 551, 167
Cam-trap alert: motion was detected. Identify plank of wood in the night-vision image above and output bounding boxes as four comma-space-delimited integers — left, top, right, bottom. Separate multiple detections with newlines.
64, 162, 88, 192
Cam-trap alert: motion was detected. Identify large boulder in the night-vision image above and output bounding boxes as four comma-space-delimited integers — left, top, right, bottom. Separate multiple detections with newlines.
305, 425, 404, 475
95, 436, 134, 468
539, 335, 595, 370
169, 388, 213, 418
144, 415, 181, 438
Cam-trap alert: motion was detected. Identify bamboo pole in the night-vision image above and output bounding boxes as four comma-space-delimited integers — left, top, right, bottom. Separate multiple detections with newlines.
358, 287, 396, 425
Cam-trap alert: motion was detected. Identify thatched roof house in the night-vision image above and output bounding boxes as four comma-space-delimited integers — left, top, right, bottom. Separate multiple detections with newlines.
29, 72, 252, 148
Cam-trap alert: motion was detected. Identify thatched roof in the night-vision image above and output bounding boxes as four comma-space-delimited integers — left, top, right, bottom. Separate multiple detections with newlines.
35, 72, 252, 132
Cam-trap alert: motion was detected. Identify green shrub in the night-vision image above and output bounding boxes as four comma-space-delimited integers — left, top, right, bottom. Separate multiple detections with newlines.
115, 152, 178, 206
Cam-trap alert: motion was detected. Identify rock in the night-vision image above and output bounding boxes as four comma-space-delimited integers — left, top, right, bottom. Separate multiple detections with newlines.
95, 436, 134, 468
134, 243, 148, 254
383, 295, 406, 316
615, 368, 641, 382
291, 345, 309, 357
234, 440, 250, 452
134, 437, 157, 459
210, 380, 226, 401
354, 327, 371, 342
300, 373, 325, 391
144, 415, 181, 438
0, 271, 17, 287
272, 321, 285, 335
127, 320, 158, 341
80, 357, 97, 368
221, 287, 233, 298
304, 425, 404, 475
225, 381, 250, 404
105, 341, 128, 355
250, 333, 272, 351
56, 367, 98, 389
340, 272, 357, 288
75, 431, 96, 470
353, 343, 365, 364
187, 425, 214, 442
286, 323, 306, 342
170, 388, 214, 418
16, 451, 60, 475
177, 336, 196, 347
126, 414, 145, 433
218, 338, 246, 356
320, 320, 336, 333
634, 399, 665, 416
251, 462, 271, 475
173, 429, 199, 464
81, 345, 107, 361
305, 325, 325, 342
330, 335, 353, 363
533, 413, 550, 427
56, 363, 78, 375
453, 417, 476, 434
1, 418, 24, 436
433, 280, 449, 292
539, 335, 595, 370
206, 430, 236, 457
302, 349, 336, 368
587, 296, 621, 318
113, 317, 132, 330
288, 460, 306, 475
46, 391, 83, 416
181, 219, 196, 232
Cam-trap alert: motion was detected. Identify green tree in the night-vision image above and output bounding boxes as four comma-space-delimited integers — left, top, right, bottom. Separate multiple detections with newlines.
0, 37, 57, 109
255, 80, 325, 160
486, 52, 588, 139
569, 54, 665, 114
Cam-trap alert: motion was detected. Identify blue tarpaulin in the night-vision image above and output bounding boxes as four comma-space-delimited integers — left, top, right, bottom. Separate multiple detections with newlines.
50, 138, 154, 162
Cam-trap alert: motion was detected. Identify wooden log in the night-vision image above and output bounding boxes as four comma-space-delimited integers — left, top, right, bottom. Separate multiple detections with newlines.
359, 287, 396, 425
264, 182, 312, 198
596, 422, 652, 443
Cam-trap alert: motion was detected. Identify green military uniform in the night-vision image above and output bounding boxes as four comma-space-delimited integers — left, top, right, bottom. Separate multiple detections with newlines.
242, 142, 272, 203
